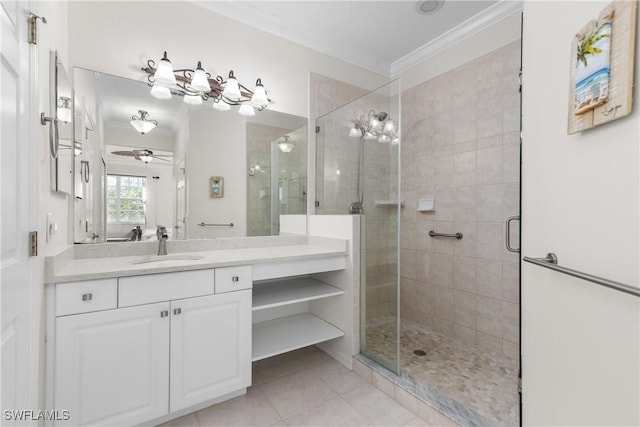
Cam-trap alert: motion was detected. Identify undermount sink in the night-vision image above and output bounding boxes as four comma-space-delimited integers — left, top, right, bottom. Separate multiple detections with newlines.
131, 254, 204, 265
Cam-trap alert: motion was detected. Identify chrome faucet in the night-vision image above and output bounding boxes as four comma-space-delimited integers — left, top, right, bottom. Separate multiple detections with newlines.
156, 225, 168, 256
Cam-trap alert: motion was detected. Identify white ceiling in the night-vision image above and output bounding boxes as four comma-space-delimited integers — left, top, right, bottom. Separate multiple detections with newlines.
190, 0, 521, 76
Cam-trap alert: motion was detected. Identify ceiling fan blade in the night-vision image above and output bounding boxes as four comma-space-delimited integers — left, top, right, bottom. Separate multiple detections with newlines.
111, 151, 137, 157
152, 155, 172, 162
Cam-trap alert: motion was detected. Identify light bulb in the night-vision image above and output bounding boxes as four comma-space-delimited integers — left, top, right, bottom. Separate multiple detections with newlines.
183, 94, 202, 105
154, 51, 177, 86
213, 101, 231, 111
222, 71, 241, 101
238, 104, 255, 116
383, 119, 395, 133
251, 79, 268, 107
378, 134, 391, 143
190, 61, 211, 93
150, 84, 171, 100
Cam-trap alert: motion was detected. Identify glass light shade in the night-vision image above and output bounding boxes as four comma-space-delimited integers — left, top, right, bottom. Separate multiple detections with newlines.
183, 94, 203, 105
130, 119, 156, 135
154, 53, 177, 86
278, 140, 295, 153
150, 84, 172, 100
364, 131, 376, 140
222, 75, 241, 101
383, 119, 395, 133
251, 83, 268, 107
213, 101, 231, 111
190, 62, 211, 93
370, 117, 382, 132
378, 134, 391, 143
139, 155, 153, 164
349, 127, 361, 137
57, 107, 72, 123
238, 104, 255, 116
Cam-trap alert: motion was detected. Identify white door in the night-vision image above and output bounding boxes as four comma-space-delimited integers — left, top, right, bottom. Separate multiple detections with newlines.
54, 303, 170, 426
521, 2, 640, 425
1, 0, 37, 416
174, 160, 186, 240
169, 291, 251, 412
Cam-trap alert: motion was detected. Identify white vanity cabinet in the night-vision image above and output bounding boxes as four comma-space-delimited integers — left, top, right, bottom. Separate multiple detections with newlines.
49, 268, 251, 426
54, 302, 171, 426
169, 291, 251, 412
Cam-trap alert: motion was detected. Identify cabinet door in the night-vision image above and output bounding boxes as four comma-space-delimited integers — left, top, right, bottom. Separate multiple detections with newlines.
170, 290, 251, 412
55, 303, 170, 426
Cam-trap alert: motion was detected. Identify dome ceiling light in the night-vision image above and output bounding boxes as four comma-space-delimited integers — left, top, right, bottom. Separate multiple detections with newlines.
130, 110, 158, 135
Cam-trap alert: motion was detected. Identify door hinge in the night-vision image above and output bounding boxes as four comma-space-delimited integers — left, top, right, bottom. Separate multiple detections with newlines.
315, 125, 320, 134
29, 231, 38, 257
27, 12, 47, 45
518, 376, 522, 394
315, 201, 320, 208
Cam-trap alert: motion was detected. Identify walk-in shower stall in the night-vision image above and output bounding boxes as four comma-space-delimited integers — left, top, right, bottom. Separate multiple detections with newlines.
315, 38, 522, 427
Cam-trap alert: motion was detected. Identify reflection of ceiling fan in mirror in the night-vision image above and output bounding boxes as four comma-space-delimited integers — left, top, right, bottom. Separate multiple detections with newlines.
110, 149, 171, 164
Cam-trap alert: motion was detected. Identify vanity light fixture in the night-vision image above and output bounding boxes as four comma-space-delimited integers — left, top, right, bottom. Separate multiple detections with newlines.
142, 51, 271, 114
130, 110, 158, 135
278, 135, 295, 153
349, 110, 399, 144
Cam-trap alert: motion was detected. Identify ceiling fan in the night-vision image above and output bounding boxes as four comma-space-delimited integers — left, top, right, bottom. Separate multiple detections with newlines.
110, 149, 172, 164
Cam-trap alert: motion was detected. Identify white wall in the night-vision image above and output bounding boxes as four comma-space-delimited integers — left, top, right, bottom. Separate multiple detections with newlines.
396, 12, 521, 90
67, 1, 388, 118
38, 1, 70, 255
187, 109, 247, 238
521, 1, 639, 425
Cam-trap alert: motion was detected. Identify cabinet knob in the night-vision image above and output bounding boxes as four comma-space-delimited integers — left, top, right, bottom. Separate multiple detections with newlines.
174, 308, 182, 315
160, 310, 169, 318
82, 293, 92, 301
232, 276, 239, 282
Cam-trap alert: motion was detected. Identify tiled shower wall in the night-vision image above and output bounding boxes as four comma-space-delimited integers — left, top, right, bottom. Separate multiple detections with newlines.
312, 73, 400, 323
400, 41, 521, 359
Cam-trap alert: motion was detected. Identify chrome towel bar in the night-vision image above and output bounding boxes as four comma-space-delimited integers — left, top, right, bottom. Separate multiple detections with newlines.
197, 222, 234, 227
429, 230, 463, 239
523, 253, 640, 297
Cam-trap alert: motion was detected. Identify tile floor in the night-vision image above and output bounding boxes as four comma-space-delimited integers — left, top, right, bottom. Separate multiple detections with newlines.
365, 318, 519, 426
157, 346, 431, 427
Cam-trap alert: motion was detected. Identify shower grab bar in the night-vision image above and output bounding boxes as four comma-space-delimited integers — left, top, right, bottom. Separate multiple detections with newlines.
523, 253, 640, 298
197, 222, 234, 227
429, 230, 463, 240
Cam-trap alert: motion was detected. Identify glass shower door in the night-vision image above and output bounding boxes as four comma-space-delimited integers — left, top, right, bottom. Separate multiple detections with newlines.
315, 79, 401, 373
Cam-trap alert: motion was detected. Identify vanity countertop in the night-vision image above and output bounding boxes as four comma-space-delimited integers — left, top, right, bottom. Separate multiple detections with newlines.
45, 235, 348, 284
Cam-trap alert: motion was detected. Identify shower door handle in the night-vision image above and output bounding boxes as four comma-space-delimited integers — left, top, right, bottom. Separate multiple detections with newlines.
505, 216, 520, 253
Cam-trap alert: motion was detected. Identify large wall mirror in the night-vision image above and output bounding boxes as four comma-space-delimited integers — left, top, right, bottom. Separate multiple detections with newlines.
72, 68, 307, 244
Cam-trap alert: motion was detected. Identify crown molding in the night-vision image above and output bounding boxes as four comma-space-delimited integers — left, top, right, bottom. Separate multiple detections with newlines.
390, 0, 523, 77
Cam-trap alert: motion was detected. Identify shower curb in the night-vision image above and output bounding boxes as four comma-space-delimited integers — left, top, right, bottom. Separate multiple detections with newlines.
352, 354, 499, 427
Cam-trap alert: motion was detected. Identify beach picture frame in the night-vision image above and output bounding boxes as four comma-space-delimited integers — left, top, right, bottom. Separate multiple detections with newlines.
209, 176, 223, 198
568, 0, 637, 134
